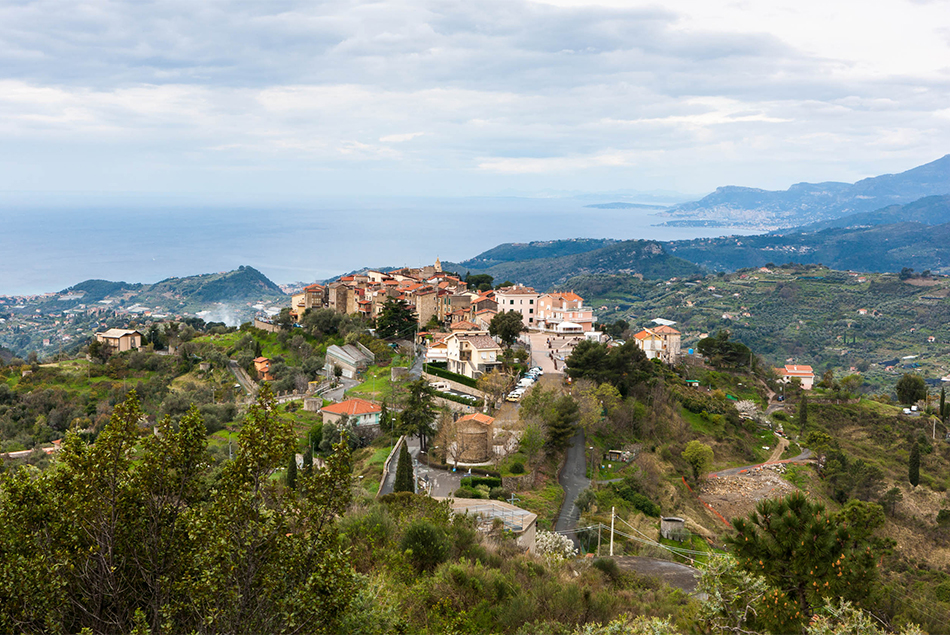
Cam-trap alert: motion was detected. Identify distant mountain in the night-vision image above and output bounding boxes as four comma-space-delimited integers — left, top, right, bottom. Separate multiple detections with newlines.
784, 195, 950, 232
445, 239, 701, 291
32, 266, 286, 317
659, 155, 950, 228
665, 221, 950, 274
451, 239, 618, 270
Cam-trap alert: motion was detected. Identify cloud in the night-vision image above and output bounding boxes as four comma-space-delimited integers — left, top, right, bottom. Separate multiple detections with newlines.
0, 0, 948, 195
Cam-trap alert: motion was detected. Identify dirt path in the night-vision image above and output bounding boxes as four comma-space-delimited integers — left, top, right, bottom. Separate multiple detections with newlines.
766, 437, 789, 463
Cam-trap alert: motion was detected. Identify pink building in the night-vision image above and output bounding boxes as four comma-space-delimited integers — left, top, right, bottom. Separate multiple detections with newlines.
536, 292, 594, 333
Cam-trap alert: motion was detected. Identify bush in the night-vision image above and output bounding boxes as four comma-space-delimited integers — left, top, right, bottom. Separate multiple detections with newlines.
455, 486, 484, 499
401, 519, 450, 572
510, 461, 525, 474
489, 487, 507, 500
591, 557, 622, 582
461, 476, 503, 489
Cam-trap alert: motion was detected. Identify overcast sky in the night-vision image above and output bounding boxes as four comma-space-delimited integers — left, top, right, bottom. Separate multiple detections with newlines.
1, 0, 949, 201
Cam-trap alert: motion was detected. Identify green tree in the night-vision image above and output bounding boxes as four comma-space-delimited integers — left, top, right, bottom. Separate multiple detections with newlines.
376, 298, 417, 339
909, 441, 920, 487
519, 422, 545, 467
941, 386, 946, 419
727, 492, 884, 632
394, 441, 414, 493
682, 440, 714, 480
464, 273, 494, 292
545, 395, 579, 450
489, 310, 526, 347
799, 392, 809, 438
302, 444, 313, 480
896, 373, 927, 405
287, 451, 298, 490
397, 379, 437, 452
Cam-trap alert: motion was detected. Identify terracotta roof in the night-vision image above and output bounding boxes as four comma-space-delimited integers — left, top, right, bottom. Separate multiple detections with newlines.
782, 365, 814, 375
321, 398, 381, 417
633, 330, 660, 340
457, 413, 495, 426
304, 283, 323, 291
450, 320, 478, 331
549, 291, 583, 302
253, 356, 270, 363
652, 325, 680, 335
458, 334, 500, 350
474, 308, 497, 315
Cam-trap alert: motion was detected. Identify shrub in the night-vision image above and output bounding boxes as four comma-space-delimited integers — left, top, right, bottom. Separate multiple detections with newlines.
535, 530, 577, 565
461, 476, 502, 489
510, 461, 525, 474
489, 487, 507, 500
454, 486, 484, 499
591, 557, 622, 582
401, 519, 450, 572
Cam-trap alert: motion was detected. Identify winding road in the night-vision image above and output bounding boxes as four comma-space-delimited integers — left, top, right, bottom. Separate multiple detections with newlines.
555, 429, 590, 538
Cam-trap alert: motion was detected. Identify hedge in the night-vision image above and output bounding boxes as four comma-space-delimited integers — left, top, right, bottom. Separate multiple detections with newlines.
423, 364, 479, 389
461, 476, 502, 489
434, 390, 480, 407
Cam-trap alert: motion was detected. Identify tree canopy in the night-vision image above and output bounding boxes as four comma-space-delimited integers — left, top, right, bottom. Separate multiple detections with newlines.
0, 385, 357, 634
376, 298, 417, 339
896, 373, 927, 405
726, 492, 886, 633
565, 340, 655, 397
489, 310, 526, 347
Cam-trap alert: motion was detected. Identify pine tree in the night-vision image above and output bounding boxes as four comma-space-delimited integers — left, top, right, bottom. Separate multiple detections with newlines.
286, 451, 298, 490
909, 441, 920, 488
798, 393, 808, 438
394, 441, 414, 493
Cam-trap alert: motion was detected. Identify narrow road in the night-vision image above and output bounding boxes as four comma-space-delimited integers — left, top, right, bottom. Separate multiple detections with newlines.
555, 429, 590, 538
707, 448, 813, 478
228, 360, 258, 401
378, 436, 419, 496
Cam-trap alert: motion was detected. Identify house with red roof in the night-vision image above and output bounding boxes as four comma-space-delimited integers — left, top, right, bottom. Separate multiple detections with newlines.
536, 291, 593, 333
445, 331, 503, 379
776, 365, 815, 390
321, 398, 382, 427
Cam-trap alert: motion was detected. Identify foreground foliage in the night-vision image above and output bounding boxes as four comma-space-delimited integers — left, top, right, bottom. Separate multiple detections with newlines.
0, 385, 355, 634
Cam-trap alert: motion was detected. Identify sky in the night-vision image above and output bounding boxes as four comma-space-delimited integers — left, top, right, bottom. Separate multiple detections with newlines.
1, 0, 949, 201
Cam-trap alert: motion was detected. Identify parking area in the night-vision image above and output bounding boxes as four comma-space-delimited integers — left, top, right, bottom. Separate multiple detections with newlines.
528, 331, 585, 375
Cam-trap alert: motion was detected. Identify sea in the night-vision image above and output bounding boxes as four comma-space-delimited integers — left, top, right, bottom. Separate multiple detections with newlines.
0, 196, 754, 296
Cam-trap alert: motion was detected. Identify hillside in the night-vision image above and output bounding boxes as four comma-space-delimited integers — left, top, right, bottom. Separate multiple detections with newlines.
787, 194, 950, 232
445, 239, 701, 291
659, 154, 950, 229
567, 265, 950, 389
665, 219, 950, 274
0, 266, 287, 358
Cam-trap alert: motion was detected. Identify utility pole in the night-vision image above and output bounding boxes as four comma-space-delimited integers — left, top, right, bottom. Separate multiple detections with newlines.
609, 506, 615, 556
597, 522, 602, 557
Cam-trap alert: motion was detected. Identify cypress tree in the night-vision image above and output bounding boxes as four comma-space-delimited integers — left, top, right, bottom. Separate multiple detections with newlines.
941, 387, 946, 419
302, 445, 313, 479
909, 441, 920, 488
798, 393, 808, 438
286, 452, 298, 490
394, 441, 414, 493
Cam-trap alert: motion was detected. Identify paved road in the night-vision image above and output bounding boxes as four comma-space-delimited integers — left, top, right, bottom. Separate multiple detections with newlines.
555, 428, 590, 538
378, 436, 419, 496
323, 377, 359, 403
707, 448, 814, 478
228, 360, 258, 400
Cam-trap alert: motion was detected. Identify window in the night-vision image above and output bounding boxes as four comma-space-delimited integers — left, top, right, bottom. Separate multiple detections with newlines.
529, 299, 534, 304
529, 309, 534, 314
510, 300, 515, 305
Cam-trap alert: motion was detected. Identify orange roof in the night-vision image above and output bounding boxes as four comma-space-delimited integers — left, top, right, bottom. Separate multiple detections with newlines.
550, 291, 583, 302
451, 320, 478, 330
253, 356, 270, 363
633, 330, 659, 340
304, 283, 323, 291
321, 398, 381, 417
652, 325, 680, 335
782, 365, 814, 375
457, 413, 495, 426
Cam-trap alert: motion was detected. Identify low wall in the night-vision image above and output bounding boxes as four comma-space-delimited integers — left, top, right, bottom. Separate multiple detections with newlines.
254, 319, 281, 333
502, 473, 536, 491
432, 396, 478, 413
376, 436, 406, 500
422, 371, 485, 399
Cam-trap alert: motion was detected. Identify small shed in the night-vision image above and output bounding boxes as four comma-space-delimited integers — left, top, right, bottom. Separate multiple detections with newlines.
660, 517, 687, 541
